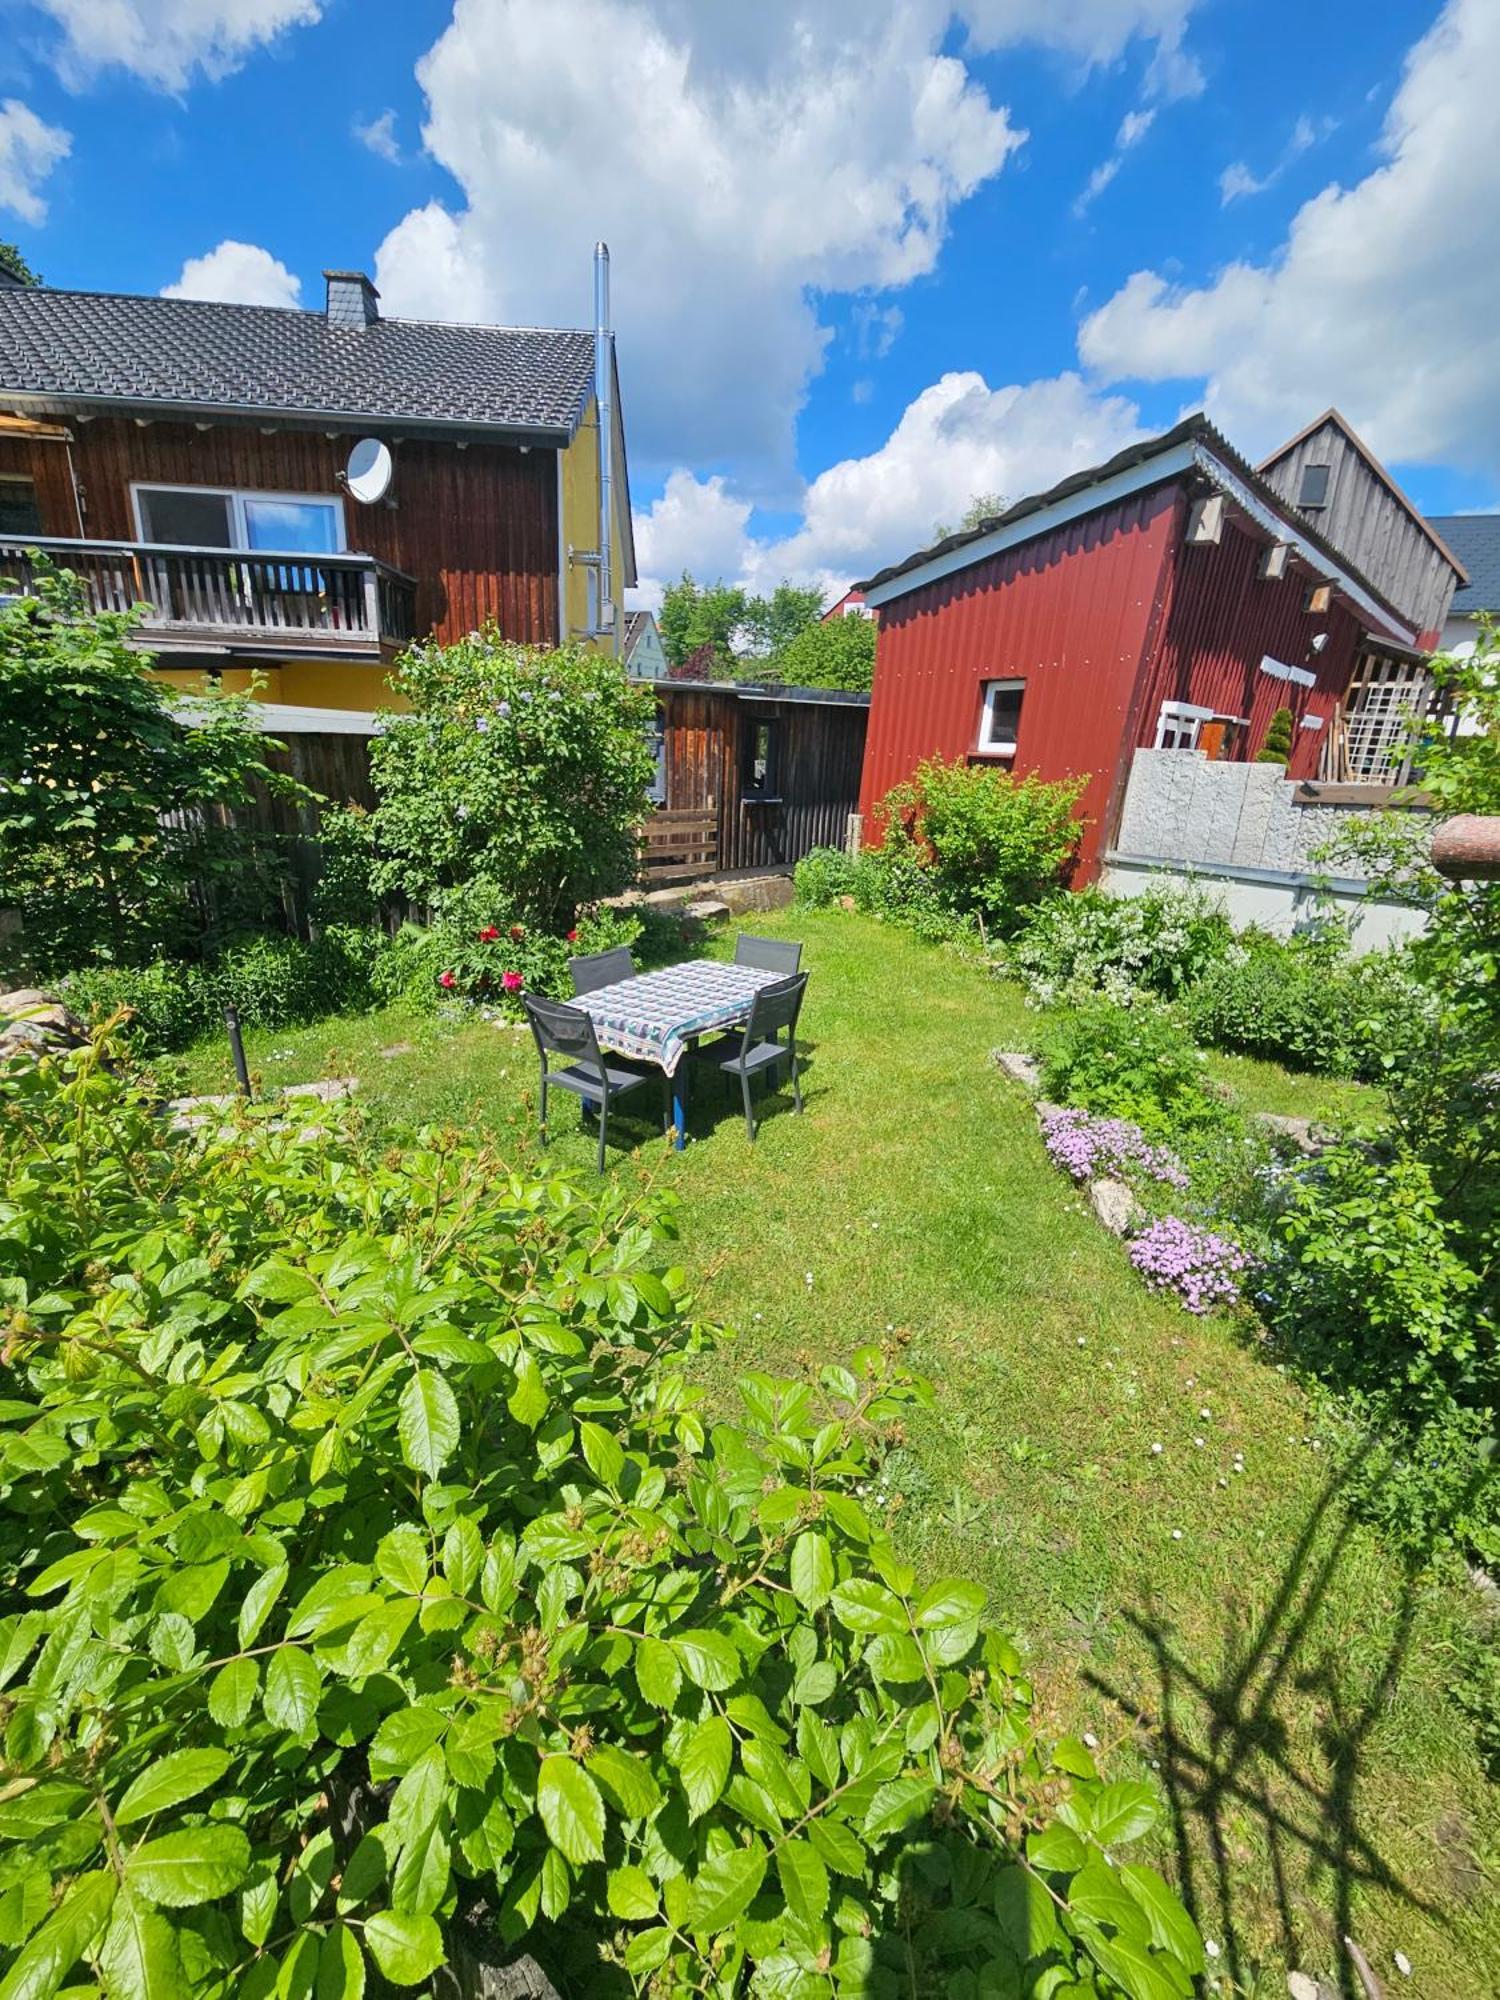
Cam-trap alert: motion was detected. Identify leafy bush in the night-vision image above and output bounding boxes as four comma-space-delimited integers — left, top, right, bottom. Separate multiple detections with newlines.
1180, 931, 1359, 1075
0, 566, 309, 975
794, 844, 981, 949
309, 803, 380, 927
368, 632, 657, 930
875, 759, 1086, 934
1041, 999, 1232, 1139
0, 1042, 1203, 1998
372, 903, 644, 1016
1010, 883, 1234, 1009
793, 846, 858, 907
58, 927, 383, 1053
1255, 706, 1294, 766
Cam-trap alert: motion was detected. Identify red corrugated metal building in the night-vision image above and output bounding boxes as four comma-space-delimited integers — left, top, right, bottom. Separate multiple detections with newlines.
855, 415, 1422, 877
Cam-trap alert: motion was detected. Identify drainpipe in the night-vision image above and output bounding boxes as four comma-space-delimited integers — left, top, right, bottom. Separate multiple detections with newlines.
594, 241, 616, 652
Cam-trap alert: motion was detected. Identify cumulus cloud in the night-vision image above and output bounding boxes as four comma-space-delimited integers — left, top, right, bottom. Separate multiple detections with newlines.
353, 109, 402, 163
373, 0, 1204, 480
0, 98, 70, 224
1080, 0, 1500, 470
33, 0, 323, 91
161, 239, 301, 306
632, 369, 1146, 607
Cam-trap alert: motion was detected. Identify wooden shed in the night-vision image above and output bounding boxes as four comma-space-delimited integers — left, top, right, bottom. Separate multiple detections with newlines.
646, 680, 869, 878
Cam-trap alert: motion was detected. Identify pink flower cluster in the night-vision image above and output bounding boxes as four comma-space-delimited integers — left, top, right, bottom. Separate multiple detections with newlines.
1129, 1217, 1250, 1314
1040, 1107, 1189, 1190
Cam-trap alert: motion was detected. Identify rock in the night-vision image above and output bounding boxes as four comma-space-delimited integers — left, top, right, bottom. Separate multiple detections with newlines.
1254, 1112, 1328, 1155
717, 873, 795, 914
837, 894, 858, 911
683, 898, 731, 921
0, 988, 91, 1064
281, 1078, 358, 1103
1288, 1976, 1336, 2000
379, 1042, 416, 1059
991, 1049, 1041, 1090
1089, 1177, 1142, 1237
1035, 1101, 1067, 1124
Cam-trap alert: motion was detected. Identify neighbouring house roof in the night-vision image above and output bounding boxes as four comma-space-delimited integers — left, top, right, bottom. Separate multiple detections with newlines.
1261, 408, 1467, 577
621, 609, 660, 664
856, 412, 1417, 644
1426, 514, 1500, 617
0, 284, 600, 441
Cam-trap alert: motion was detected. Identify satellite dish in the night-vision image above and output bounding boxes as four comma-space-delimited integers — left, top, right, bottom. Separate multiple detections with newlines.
345, 437, 393, 505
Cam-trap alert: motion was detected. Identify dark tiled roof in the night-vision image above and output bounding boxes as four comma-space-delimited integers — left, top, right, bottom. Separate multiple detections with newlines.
1427, 514, 1500, 615
856, 412, 1411, 635
0, 284, 597, 437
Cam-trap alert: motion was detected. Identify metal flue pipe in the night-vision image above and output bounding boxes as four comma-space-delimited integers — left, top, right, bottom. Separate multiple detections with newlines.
594, 241, 616, 652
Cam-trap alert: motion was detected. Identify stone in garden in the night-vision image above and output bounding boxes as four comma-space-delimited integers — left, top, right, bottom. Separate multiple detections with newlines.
684, 898, 731, 921
991, 1049, 1042, 1090
1287, 1977, 1336, 2000
837, 894, 858, 910
1088, 1177, 1142, 1236
1254, 1112, 1328, 1155
282, 1078, 358, 1102
0, 988, 91, 1064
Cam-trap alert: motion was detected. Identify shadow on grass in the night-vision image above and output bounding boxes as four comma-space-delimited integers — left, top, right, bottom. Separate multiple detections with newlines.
1085, 1454, 1464, 1993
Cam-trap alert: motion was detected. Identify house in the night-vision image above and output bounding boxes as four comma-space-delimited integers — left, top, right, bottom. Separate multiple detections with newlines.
0, 249, 634, 713
855, 412, 1465, 876
822, 587, 874, 622
1426, 514, 1500, 659
621, 607, 668, 680
645, 679, 869, 876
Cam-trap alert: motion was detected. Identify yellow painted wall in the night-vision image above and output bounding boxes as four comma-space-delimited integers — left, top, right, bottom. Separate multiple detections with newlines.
560, 393, 628, 655
147, 661, 405, 712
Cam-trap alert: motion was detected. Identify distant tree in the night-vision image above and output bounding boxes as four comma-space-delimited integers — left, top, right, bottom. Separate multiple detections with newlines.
767, 612, 876, 693
932, 490, 1009, 541
658, 574, 747, 673
667, 642, 721, 683
739, 581, 824, 659
0, 242, 40, 286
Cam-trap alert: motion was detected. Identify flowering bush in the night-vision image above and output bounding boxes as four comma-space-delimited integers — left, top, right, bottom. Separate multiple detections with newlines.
367, 630, 658, 930
1129, 1217, 1251, 1313
373, 902, 643, 1016
1009, 881, 1234, 1009
1041, 998, 1232, 1139
1040, 1106, 1189, 1190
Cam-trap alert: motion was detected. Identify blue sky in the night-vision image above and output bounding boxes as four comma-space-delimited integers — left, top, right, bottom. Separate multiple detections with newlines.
3, 0, 1497, 602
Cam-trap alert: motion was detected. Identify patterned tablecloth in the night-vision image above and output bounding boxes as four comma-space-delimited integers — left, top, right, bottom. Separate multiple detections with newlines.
573, 960, 786, 1076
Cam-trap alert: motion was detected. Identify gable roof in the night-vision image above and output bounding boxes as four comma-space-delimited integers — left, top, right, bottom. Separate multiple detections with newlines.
621, 609, 658, 662
0, 283, 599, 441
1427, 514, 1500, 616
1260, 408, 1466, 578
857, 412, 1416, 643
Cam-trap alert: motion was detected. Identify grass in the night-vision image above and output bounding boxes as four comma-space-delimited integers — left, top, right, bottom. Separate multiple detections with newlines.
168, 909, 1496, 1995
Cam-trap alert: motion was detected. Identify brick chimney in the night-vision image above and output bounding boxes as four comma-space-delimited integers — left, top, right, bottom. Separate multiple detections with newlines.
323, 270, 380, 328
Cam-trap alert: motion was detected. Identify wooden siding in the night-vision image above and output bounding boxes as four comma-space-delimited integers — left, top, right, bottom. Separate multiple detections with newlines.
1259, 417, 1457, 645
0, 417, 558, 648
858, 483, 1181, 876
658, 686, 868, 875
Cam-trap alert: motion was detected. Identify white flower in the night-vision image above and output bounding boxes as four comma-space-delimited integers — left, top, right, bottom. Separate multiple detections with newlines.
1193, 1436, 1205, 1448
1394, 1951, 1412, 1977
1151, 1443, 1164, 1455
1171, 1529, 1183, 1541
1077, 1336, 1087, 1348
1082, 1731, 1099, 1749
1205, 1939, 1220, 1960
1199, 1406, 1211, 1419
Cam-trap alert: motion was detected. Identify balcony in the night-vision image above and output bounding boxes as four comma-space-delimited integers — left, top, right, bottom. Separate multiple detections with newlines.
0, 535, 418, 658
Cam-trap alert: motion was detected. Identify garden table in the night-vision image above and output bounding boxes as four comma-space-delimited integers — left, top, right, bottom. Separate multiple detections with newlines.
573, 958, 787, 1150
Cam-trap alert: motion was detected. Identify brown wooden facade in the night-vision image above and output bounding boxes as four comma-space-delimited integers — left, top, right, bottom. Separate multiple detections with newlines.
0, 416, 559, 649
653, 682, 869, 875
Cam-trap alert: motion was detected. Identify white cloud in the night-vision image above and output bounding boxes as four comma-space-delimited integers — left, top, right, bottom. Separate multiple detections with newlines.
34, 0, 322, 91
0, 98, 70, 224
1217, 160, 1268, 205
632, 368, 1145, 606
354, 109, 401, 163
161, 239, 301, 306
374, 0, 1204, 481
853, 302, 905, 361
1073, 102, 1156, 215
1079, 0, 1500, 472
1218, 112, 1325, 205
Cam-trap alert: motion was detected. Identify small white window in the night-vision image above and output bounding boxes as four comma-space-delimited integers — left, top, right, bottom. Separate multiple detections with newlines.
976, 678, 1024, 758
1155, 701, 1216, 751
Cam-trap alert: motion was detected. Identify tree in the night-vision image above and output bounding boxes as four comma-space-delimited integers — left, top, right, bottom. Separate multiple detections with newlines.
768, 610, 877, 692
0, 565, 305, 974
657, 574, 747, 673
932, 490, 1009, 541
738, 580, 824, 659
0, 241, 39, 286
367, 627, 657, 928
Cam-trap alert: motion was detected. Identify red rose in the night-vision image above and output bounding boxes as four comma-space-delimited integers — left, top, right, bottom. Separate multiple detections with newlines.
509, 924, 526, 941
502, 970, 524, 992
478, 925, 501, 942
567, 928, 579, 943
438, 970, 457, 990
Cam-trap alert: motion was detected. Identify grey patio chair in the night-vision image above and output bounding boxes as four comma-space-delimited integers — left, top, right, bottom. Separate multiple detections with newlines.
523, 993, 662, 1173
706, 970, 809, 1142
569, 945, 636, 996
734, 933, 803, 974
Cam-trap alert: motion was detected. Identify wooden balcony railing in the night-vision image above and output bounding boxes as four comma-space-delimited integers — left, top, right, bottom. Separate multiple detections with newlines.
0, 536, 418, 654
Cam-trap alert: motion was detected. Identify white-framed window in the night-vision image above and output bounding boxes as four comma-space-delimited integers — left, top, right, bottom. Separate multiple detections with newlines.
1155, 701, 1215, 751
132, 483, 346, 555
976, 678, 1024, 758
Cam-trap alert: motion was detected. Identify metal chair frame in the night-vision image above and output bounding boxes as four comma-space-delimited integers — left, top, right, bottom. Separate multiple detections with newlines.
569, 946, 637, 997
733, 933, 803, 975
523, 993, 662, 1172
714, 971, 809, 1142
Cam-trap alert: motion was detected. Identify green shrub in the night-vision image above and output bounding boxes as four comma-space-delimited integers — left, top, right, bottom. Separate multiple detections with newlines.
368, 631, 657, 930
1041, 998, 1232, 1139
0, 1041, 1203, 1998
792, 845, 857, 907
875, 759, 1086, 934
58, 928, 383, 1053
1183, 932, 1432, 1080
372, 902, 643, 1015
309, 802, 380, 926
1010, 882, 1234, 1008
1255, 706, 1294, 765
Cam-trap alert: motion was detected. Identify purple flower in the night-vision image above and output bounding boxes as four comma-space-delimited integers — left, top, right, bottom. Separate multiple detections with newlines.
474, 717, 490, 734
497, 700, 511, 719
1040, 1107, 1188, 1190
1129, 1218, 1250, 1314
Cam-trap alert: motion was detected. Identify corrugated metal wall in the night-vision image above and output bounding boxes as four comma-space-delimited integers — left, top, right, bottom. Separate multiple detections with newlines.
659, 686, 868, 873
857, 484, 1180, 874
1137, 515, 1363, 782
4, 417, 559, 647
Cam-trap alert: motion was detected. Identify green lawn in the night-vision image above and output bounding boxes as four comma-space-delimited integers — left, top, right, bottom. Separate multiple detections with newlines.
168, 909, 1497, 1995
